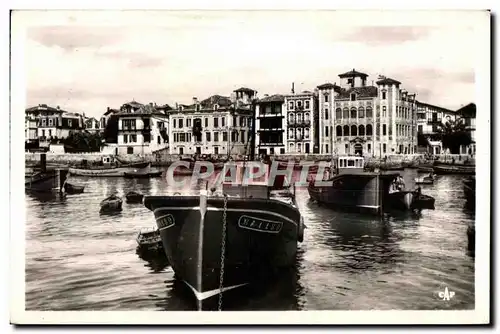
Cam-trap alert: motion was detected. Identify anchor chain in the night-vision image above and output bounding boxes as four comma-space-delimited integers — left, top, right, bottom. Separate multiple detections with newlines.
218, 194, 228, 311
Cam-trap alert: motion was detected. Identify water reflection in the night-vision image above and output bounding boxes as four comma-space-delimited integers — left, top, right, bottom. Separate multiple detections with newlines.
136, 248, 170, 273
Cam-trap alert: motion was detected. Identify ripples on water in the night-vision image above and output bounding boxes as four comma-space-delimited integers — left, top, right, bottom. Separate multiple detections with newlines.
25, 169, 475, 311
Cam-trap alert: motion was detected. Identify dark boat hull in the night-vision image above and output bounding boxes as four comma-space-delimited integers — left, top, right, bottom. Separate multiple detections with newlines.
143, 195, 301, 308
307, 173, 398, 215
433, 164, 475, 175
64, 182, 85, 194
124, 171, 163, 179
25, 169, 69, 193
126, 192, 144, 203
386, 191, 435, 210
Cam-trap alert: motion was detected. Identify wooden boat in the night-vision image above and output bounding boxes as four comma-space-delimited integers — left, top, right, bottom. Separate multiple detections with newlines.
463, 176, 475, 204
386, 190, 436, 211
64, 182, 85, 194
433, 163, 475, 175
25, 169, 69, 193
126, 191, 144, 204
124, 164, 163, 179
143, 161, 305, 309
417, 166, 434, 173
136, 227, 163, 252
69, 155, 150, 177
308, 156, 435, 214
414, 173, 434, 185
100, 194, 123, 213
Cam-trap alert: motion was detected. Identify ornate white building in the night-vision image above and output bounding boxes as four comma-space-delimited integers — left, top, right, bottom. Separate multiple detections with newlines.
284, 91, 317, 154
167, 88, 256, 156
317, 69, 418, 157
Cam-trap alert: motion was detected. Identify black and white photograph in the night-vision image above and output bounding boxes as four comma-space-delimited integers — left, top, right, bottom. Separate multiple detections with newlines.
9, 8, 491, 325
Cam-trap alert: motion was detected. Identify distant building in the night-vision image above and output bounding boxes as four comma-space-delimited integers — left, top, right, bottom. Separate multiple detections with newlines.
116, 101, 170, 155
317, 69, 418, 157
254, 94, 286, 156
415, 101, 456, 135
25, 104, 85, 147
284, 91, 318, 154
84, 117, 101, 134
25, 116, 38, 143
167, 88, 256, 156
456, 103, 476, 155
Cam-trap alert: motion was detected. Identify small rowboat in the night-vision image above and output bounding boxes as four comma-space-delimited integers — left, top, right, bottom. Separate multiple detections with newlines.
126, 191, 144, 204
100, 194, 123, 213
64, 182, 85, 194
136, 227, 163, 252
414, 173, 434, 185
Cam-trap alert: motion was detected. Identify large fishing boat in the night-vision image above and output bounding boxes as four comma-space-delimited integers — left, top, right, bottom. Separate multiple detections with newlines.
308, 155, 435, 214
68, 155, 149, 177
143, 161, 305, 309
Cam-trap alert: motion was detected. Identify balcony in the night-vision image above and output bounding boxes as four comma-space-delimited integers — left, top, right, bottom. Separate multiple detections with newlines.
288, 120, 311, 127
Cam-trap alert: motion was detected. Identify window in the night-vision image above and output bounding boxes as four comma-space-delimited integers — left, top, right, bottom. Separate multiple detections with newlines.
383, 124, 387, 136
343, 108, 349, 119
324, 94, 329, 102
359, 125, 365, 136
351, 125, 357, 136
240, 117, 245, 127
358, 107, 365, 118
280, 148, 285, 154
221, 117, 225, 127
240, 130, 245, 143
382, 106, 387, 117
68, 119, 73, 127
206, 132, 211, 141
124, 134, 128, 143
48, 129, 52, 137
325, 109, 329, 120
305, 100, 310, 109
157, 136, 160, 144
130, 134, 137, 142
382, 91, 387, 100
336, 125, 342, 136
350, 93, 356, 101
366, 124, 373, 136
205, 118, 208, 127
289, 101, 295, 110
336, 108, 342, 119
42, 119, 46, 126
297, 101, 302, 108
214, 132, 219, 142
325, 144, 329, 154
187, 119, 191, 127
48, 119, 53, 126
383, 143, 387, 153
127, 146, 134, 154
350, 108, 357, 119
173, 119, 177, 128
368, 143, 371, 152
417, 125, 423, 133
343, 125, 350, 136
366, 107, 373, 118
179, 119, 184, 128
325, 126, 329, 137
179, 147, 184, 155
214, 118, 219, 128
223, 132, 228, 141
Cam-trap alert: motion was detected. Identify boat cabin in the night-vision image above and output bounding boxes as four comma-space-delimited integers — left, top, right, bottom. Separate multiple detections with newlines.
220, 161, 289, 199
101, 155, 115, 167
335, 156, 366, 175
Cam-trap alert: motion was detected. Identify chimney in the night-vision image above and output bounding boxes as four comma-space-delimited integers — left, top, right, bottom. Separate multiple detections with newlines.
107, 107, 110, 112
175, 102, 179, 109
193, 97, 198, 105
291, 82, 295, 94
57, 106, 60, 110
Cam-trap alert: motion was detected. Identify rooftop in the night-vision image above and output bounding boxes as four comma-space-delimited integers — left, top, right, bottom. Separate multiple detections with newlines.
257, 94, 285, 103
376, 77, 402, 86
338, 86, 378, 99
234, 87, 256, 93
338, 69, 369, 78
456, 103, 476, 118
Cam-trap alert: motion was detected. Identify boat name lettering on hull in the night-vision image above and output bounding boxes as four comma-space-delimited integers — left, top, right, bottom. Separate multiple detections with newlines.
157, 213, 175, 230
238, 215, 283, 233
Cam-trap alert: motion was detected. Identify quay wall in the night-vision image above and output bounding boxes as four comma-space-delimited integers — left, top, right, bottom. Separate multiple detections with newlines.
25, 152, 474, 167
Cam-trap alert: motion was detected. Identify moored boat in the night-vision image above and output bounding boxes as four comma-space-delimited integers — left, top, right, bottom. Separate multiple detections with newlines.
63, 182, 85, 194
100, 194, 123, 213
126, 191, 144, 204
69, 155, 150, 177
136, 227, 163, 252
143, 161, 305, 309
25, 169, 69, 193
433, 162, 475, 175
417, 166, 434, 173
124, 164, 163, 179
414, 173, 434, 185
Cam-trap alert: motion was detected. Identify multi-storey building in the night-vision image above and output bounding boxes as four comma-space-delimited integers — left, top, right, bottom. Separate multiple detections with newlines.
168, 88, 256, 156
25, 104, 85, 147
116, 101, 170, 155
284, 91, 318, 154
456, 102, 476, 155
317, 69, 418, 157
415, 101, 456, 135
25, 116, 38, 143
254, 94, 286, 156
84, 117, 101, 134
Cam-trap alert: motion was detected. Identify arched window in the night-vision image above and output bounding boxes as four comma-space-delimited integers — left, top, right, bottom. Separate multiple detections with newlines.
336, 108, 342, 119
289, 113, 295, 123
296, 113, 303, 123
297, 143, 302, 153
366, 124, 373, 136
343, 108, 349, 119
358, 107, 365, 118
289, 143, 295, 152
351, 125, 357, 136
289, 129, 294, 139
336, 125, 342, 136
359, 125, 365, 136
343, 125, 350, 137
366, 107, 373, 118
350, 107, 357, 119
304, 128, 310, 138
304, 112, 310, 122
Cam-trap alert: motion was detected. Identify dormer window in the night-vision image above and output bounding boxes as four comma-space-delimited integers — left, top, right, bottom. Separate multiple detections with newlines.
214, 104, 219, 110
196, 105, 201, 111
382, 91, 387, 100
350, 93, 357, 102
68, 119, 72, 127
324, 94, 329, 102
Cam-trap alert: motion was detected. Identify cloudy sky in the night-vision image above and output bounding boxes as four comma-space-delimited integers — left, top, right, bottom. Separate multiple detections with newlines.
17, 10, 488, 118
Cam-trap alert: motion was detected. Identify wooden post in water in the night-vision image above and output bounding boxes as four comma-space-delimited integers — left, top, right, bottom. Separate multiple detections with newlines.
40, 153, 47, 173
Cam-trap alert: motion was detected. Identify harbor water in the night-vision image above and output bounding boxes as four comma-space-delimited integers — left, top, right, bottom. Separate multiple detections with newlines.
25, 168, 475, 310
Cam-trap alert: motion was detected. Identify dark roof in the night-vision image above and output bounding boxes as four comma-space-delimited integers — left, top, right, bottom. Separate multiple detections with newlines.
376, 77, 401, 85
338, 86, 378, 99
317, 83, 338, 90
122, 101, 144, 108
258, 94, 285, 103
234, 87, 256, 93
104, 108, 120, 116
156, 104, 173, 111
25, 104, 65, 114
200, 95, 232, 108
456, 103, 476, 118
416, 101, 455, 114
338, 69, 368, 78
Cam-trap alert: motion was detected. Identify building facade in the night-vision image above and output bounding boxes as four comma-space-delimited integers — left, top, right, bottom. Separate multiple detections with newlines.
25, 104, 85, 147
456, 103, 476, 155
254, 94, 286, 156
116, 101, 170, 155
317, 69, 418, 157
25, 116, 38, 143
284, 91, 318, 154
84, 117, 101, 134
415, 101, 456, 136
168, 88, 256, 156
